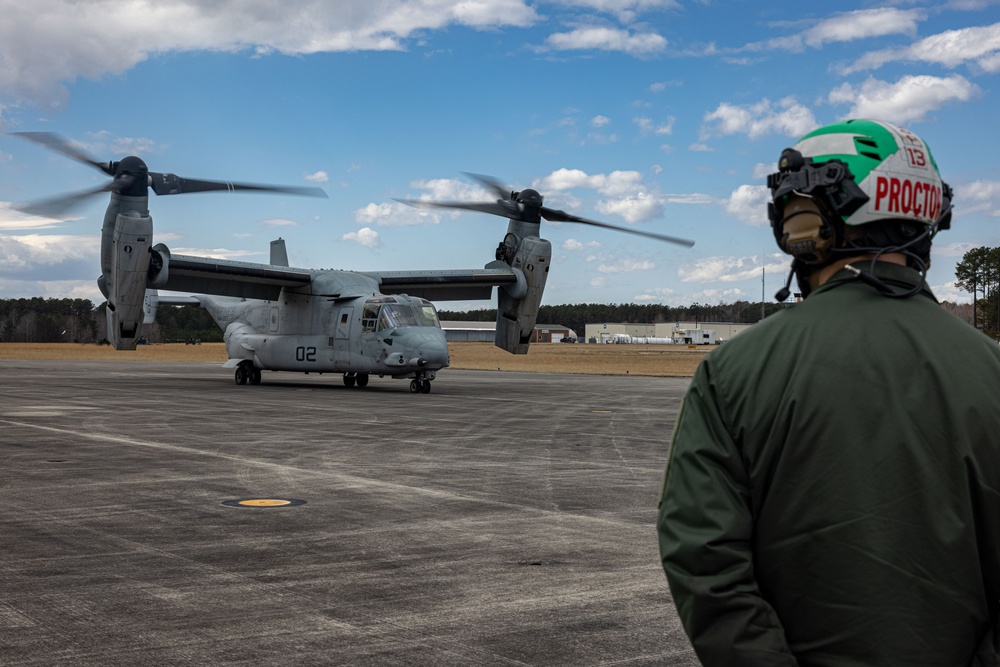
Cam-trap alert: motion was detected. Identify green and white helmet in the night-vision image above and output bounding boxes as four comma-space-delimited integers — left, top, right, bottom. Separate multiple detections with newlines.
786, 119, 951, 229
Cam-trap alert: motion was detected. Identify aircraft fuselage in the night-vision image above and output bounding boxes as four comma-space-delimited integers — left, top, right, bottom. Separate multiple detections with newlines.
193, 282, 450, 390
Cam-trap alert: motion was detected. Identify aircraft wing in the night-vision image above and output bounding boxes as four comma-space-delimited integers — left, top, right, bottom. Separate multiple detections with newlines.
157, 252, 313, 300
366, 266, 519, 301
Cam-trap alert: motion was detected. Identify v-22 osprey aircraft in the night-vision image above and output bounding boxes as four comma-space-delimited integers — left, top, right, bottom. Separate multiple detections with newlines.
14, 133, 694, 393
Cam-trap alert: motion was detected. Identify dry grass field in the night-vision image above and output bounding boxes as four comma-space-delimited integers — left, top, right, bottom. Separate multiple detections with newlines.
0, 341, 710, 377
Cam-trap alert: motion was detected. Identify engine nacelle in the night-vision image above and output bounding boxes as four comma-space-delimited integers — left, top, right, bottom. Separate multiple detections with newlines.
148, 243, 171, 288
494, 236, 551, 354
105, 210, 153, 350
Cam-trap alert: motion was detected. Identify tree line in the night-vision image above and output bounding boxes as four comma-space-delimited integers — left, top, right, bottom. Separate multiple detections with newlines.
0, 291, 977, 345
955, 246, 1000, 337
0, 298, 221, 344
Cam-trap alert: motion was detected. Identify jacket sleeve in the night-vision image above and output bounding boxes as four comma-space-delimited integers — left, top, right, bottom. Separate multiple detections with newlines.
657, 361, 797, 666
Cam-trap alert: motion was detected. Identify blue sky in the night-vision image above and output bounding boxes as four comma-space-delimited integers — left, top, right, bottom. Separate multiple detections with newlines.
1, 0, 999, 309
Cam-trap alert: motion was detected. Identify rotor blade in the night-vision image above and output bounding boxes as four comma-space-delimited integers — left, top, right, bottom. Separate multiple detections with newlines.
542, 207, 695, 247
395, 198, 520, 219
11, 132, 113, 175
461, 173, 512, 201
14, 183, 114, 219
149, 173, 327, 198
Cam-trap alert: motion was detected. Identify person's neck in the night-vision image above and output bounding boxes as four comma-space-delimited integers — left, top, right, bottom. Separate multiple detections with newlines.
808, 253, 907, 291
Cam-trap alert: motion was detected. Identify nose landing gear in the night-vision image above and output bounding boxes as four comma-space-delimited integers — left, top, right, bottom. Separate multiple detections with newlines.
234, 360, 261, 385
409, 379, 432, 394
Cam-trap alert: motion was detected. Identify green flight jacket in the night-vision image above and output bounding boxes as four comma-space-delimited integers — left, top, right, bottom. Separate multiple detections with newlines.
658, 263, 1000, 666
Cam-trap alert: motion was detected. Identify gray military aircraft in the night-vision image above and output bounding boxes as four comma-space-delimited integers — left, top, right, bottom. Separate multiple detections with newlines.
14, 133, 694, 393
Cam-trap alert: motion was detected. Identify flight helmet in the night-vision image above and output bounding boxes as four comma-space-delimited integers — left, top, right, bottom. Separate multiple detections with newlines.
768, 119, 952, 266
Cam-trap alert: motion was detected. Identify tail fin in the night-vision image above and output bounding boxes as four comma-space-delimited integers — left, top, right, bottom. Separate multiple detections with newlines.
270, 238, 289, 267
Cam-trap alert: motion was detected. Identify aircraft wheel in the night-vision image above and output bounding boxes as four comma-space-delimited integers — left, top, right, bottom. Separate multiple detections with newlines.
343, 374, 356, 388
356, 373, 369, 388
409, 379, 419, 393
235, 366, 248, 385
420, 380, 431, 394
249, 368, 262, 385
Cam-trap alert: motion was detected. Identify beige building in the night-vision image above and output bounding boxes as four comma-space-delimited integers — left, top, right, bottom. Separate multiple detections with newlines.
584, 321, 753, 345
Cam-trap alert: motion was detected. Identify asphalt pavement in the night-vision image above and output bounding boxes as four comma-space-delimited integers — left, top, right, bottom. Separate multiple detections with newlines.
0, 359, 698, 666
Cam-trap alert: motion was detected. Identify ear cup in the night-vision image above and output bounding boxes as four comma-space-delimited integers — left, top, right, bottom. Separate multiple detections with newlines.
775, 195, 835, 264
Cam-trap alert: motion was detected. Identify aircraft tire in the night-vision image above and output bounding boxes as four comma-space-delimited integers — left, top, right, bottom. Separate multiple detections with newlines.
356, 373, 369, 388
235, 366, 248, 385
409, 380, 419, 393
343, 374, 356, 388
249, 368, 262, 385
420, 381, 431, 394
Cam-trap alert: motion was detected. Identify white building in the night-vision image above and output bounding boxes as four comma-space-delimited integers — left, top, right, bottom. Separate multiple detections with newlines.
584, 321, 752, 345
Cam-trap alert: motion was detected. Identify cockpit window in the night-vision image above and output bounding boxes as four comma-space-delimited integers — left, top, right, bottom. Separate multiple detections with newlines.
361, 302, 381, 333
415, 301, 440, 327
361, 296, 442, 333
378, 304, 419, 330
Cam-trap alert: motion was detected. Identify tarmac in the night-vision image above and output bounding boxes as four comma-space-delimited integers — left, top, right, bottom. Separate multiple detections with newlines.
0, 359, 699, 666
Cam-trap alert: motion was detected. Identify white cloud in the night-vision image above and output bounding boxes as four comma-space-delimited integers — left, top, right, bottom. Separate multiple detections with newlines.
702, 97, 818, 139
725, 184, 770, 226
355, 201, 442, 227
679, 253, 788, 284
595, 191, 664, 224
934, 241, 981, 258
342, 227, 380, 248
635, 115, 674, 135
752, 162, 775, 180
544, 26, 667, 56
171, 247, 262, 260
0, 233, 99, 278
535, 168, 713, 224
563, 238, 601, 251
800, 8, 923, 48
827, 74, 980, 124
597, 258, 655, 273
591, 115, 611, 127
738, 9, 923, 56
410, 177, 493, 202
305, 171, 329, 183
633, 286, 675, 302
844, 21, 1000, 74
0, 0, 541, 106
0, 202, 72, 230
954, 180, 1000, 217
537, 168, 645, 197
0, 277, 104, 302
552, 0, 680, 24
261, 218, 298, 228
932, 280, 973, 304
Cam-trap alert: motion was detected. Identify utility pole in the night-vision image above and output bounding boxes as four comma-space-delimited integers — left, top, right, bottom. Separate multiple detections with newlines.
761, 250, 765, 321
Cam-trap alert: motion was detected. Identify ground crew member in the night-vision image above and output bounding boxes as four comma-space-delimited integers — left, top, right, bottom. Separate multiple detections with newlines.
657, 119, 1000, 666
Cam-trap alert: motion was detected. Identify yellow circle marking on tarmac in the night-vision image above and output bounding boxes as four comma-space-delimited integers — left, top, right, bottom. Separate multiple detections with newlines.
239, 499, 292, 507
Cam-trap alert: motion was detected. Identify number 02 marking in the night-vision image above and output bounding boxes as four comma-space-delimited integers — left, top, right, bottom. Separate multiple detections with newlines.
295, 346, 316, 362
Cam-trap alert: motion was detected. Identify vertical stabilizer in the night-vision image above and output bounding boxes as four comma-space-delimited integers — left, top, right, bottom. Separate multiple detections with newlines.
270, 238, 289, 267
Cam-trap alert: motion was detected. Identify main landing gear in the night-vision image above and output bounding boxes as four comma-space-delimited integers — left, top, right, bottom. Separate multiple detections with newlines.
409, 379, 432, 394
342, 372, 369, 389
234, 360, 261, 385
